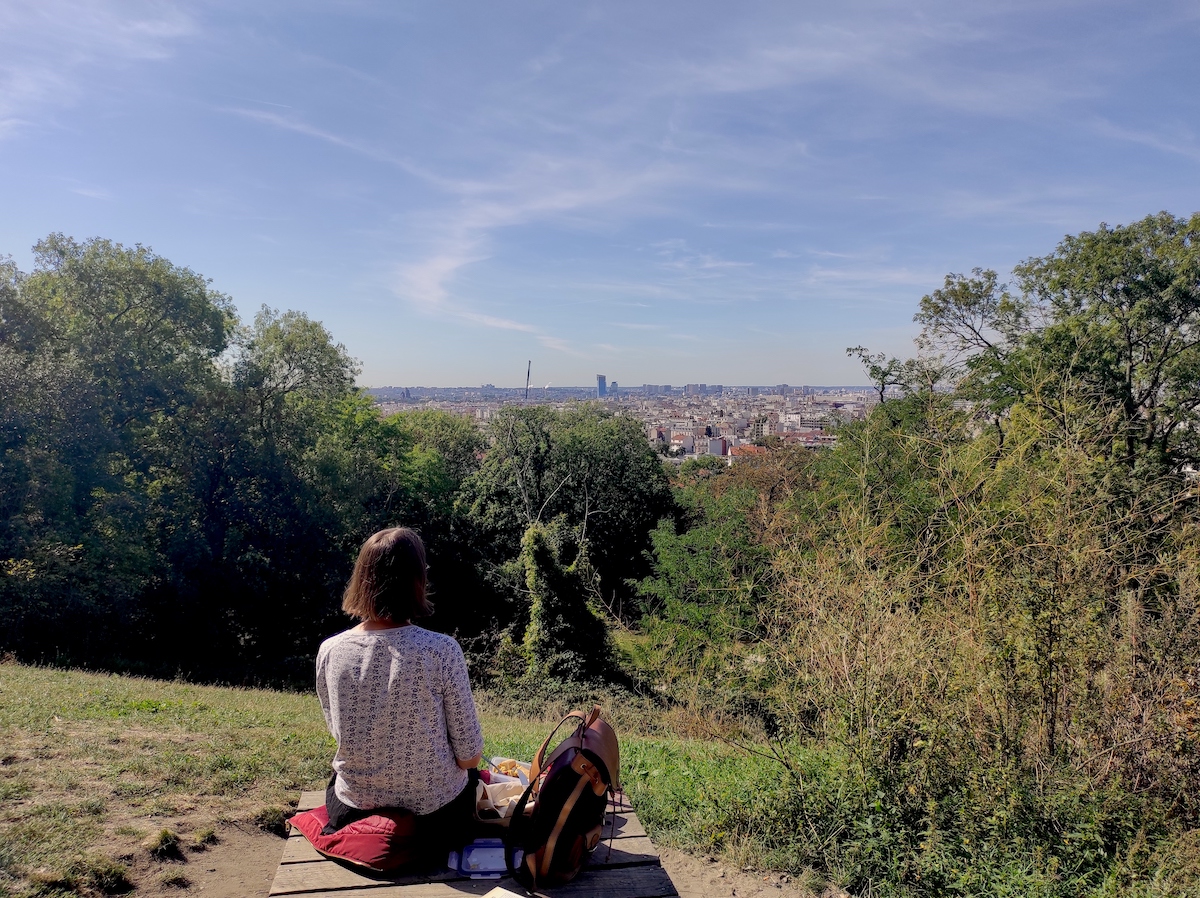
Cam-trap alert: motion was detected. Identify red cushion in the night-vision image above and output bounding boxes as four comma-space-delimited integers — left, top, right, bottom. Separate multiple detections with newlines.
290, 805, 418, 872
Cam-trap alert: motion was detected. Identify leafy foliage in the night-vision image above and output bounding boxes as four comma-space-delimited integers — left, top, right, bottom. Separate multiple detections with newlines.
0, 235, 672, 685
632, 214, 1200, 895
462, 404, 674, 637
518, 521, 615, 682
0, 239, 484, 679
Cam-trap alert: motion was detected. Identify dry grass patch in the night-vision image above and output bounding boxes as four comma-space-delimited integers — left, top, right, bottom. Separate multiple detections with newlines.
0, 664, 578, 897
0, 664, 335, 897
0, 663, 779, 897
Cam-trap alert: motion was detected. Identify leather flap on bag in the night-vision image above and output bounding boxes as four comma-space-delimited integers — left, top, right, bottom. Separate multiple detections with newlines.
581, 714, 620, 791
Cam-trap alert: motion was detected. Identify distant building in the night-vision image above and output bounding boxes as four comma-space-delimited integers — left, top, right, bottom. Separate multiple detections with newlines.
610, 381, 618, 396
597, 374, 607, 398
750, 417, 773, 440
729, 444, 769, 463
670, 432, 695, 453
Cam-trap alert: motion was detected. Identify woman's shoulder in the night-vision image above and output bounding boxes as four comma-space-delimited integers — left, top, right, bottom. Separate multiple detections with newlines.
317, 627, 368, 658
405, 626, 465, 657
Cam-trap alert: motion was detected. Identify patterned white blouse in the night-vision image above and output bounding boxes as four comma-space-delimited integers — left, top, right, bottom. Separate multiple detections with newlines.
316, 625, 484, 816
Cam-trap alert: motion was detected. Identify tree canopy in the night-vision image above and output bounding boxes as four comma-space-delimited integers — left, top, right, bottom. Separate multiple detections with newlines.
0, 237, 676, 684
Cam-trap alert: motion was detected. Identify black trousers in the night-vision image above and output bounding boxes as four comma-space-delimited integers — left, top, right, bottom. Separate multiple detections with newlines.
323, 769, 479, 856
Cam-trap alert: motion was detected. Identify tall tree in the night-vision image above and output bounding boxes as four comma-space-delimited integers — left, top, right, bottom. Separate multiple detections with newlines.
915, 213, 1200, 472
0, 236, 236, 663
463, 405, 674, 627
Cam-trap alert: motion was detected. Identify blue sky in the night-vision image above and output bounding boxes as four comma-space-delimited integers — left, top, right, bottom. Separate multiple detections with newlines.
2, 1, 1199, 387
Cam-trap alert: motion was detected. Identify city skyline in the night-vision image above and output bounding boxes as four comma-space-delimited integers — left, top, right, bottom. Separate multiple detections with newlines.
2, 2, 1198, 386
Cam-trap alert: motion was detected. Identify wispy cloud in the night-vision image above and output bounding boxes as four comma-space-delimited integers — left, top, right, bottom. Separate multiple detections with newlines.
71, 186, 113, 200
397, 245, 490, 311
0, 0, 195, 138
221, 107, 450, 186
1092, 117, 1200, 163
455, 310, 537, 333
663, 6, 1096, 119
651, 239, 752, 276
224, 107, 652, 351
537, 335, 575, 354
377, 153, 679, 352
805, 265, 939, 287
229, 97, 293, 109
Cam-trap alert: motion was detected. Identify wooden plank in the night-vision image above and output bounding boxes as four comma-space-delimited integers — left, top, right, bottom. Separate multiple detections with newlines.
609, 792, 636, 813
282, 832, 658, 870
273, 880, 497, 898
271, 860, 461, 896
299, 790, 324, 811
585, 836, 659, 868
603, 812, 646, 840
529, 866, 678, 898
272, 865, 677, 898
281, 834, 326, 864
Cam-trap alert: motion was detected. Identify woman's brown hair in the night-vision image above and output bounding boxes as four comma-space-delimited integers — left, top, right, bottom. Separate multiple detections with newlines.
342, 527, 433, 622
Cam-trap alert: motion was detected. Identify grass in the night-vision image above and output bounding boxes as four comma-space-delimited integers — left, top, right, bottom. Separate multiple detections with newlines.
0, 661, 781, 898
0, 661, 336, 897
139, 832, 178, 861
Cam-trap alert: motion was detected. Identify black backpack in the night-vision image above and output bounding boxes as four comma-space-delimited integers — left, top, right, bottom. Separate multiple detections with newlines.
507, 706, 620, 889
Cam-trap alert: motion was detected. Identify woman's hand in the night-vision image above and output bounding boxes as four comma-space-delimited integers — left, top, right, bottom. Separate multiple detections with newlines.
456, 754, 482, 770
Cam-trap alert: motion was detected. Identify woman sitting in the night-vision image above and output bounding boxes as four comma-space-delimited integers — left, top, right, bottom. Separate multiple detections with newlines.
316, 527, 483, 855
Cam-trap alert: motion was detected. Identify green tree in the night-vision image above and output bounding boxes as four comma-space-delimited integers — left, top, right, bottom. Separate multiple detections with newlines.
0, 237, 235, 665
916, 212, 1200, 473
463, 405, 674, 627
635, 446, 810, 724
520, 521, 614, 683
0, 235, 496, 682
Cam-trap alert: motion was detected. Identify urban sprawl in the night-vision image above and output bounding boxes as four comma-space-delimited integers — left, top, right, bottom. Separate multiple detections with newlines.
370, 378, 886, 461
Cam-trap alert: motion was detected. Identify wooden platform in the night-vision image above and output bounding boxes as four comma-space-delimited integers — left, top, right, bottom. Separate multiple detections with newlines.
271, 790, 678, 898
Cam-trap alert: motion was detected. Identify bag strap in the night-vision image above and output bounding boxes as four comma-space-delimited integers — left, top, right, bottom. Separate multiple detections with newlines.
530, 710, 586, 782
583, 704, 601, 728
505, 778, 538, 877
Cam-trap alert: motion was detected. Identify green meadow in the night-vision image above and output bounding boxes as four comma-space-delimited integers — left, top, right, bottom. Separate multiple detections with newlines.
0, 663, 799, 898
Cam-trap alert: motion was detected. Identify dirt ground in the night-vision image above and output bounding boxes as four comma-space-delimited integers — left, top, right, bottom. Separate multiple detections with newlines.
180, 827, 845, 898
146, 827, 276, 898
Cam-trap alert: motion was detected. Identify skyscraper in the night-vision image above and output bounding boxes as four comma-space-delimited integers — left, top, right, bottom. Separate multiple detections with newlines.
597, 374, 607, 398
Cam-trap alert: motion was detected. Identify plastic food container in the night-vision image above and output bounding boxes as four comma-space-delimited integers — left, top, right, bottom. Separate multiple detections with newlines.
459, 838, 508, 879
489, 757, 531, 786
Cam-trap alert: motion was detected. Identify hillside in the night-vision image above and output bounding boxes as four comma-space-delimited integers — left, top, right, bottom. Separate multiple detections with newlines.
0, 663, 821, 898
